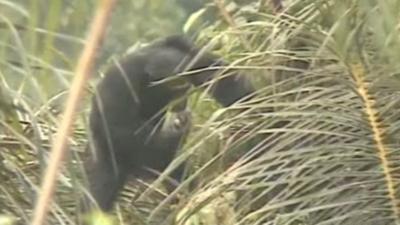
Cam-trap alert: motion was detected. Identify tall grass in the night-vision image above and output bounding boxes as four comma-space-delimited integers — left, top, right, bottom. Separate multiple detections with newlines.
1, 0, 400, 225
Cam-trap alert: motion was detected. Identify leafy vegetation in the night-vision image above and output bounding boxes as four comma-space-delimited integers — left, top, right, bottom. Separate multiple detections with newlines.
1, 0, 400, 225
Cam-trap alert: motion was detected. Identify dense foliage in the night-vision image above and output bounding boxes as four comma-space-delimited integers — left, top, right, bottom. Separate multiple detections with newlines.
1, 0, 400, 225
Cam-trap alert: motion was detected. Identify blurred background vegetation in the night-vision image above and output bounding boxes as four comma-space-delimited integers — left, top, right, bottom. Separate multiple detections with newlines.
1, 0, 400, 225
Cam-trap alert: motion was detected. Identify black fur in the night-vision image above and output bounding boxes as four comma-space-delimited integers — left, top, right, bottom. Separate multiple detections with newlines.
83, 35, 254, 212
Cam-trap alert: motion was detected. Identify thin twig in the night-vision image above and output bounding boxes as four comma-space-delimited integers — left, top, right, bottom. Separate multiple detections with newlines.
270, 0, 283, 13
213, 0, 252, 51
31, 0, 117, 224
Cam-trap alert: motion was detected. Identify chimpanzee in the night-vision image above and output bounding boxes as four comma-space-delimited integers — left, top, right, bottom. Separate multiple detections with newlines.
83, 35, 254, 212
